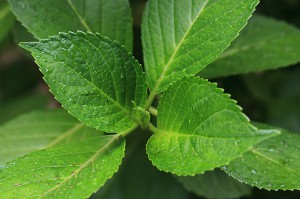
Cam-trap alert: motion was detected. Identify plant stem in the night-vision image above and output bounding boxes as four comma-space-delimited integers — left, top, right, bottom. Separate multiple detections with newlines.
149, 106, 158, 116
144, 89, 157, 109
148, 123, 160, 134
119, 124, 139, 137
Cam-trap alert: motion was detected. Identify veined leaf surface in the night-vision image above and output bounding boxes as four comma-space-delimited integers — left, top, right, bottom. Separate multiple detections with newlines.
7, 0, 133, 50
147, 77, 279, 175
0, 135, 125, 198
201, 15, 300, 78
0, 109, 100, 166
142, 0, 259, 92
224, 123, 300, 190
20, 32, 147, 133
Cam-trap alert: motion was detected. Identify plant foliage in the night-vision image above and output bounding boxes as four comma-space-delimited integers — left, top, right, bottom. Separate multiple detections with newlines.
1, 0, 300, 198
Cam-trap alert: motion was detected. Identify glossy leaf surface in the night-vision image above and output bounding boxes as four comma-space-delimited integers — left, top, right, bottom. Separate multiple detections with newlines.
0, 135, 125, 198
142, 0, 259, 92
7, 0, 133, 50
224, 123, 300, 190
147, 77, 279, 175
20, 32, 147, 133
201, 15, 300, 78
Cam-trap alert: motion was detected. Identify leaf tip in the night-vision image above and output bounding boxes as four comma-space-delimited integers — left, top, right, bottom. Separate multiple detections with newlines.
19, 42, 37, 51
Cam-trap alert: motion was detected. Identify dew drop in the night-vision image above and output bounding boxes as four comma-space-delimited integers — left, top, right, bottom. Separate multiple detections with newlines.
251, 169, 257, 174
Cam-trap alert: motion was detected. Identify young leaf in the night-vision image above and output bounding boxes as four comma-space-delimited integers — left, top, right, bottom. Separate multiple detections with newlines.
223, 123, 300, 190
147, 77, 279, 176
0, 109, 101, 166
0, 0, 14, 42
7, 0, 133, 50
177, 169, 251, 199
142, 0, 259, 93
200, 15, 300, 78
0, 135, 125, 198
20, 32, 148, 133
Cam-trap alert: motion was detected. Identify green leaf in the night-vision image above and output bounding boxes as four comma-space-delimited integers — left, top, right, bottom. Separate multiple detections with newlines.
200, 15, 300, 78
0, 135, 125, 198
12, 21, 36, 43
0, 109, 101, 166
95, 147, 188, 199
0, 0, 15, 42
147, 77, 279, 175
177, 169, 251, 199
20, 31, 147, 133
223, 123, 300, 190
142, 0, 259, 92
7, 0, 133, 50
0, 94, 49, 125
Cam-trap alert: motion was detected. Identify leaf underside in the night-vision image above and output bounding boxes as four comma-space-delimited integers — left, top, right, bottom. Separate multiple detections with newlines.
20, 31, 147, 133
7, 0, 133, 50
142, 0, 259, 92
0, 135, 125, 199
201, 15, 300, 78
224, 123, 300, 190
147, 77, 279, 175
0, 109, 101, 166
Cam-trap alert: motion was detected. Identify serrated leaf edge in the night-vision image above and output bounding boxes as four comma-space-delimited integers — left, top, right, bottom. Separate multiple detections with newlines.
19, 31, 147, 132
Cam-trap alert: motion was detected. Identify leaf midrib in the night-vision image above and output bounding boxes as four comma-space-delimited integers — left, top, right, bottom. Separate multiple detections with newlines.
154, 129, 261, 140
45, 123, 85, 148
66, 0, 92, 31
250, 148, 299, 175
38, 134, 122, 198
150, 0, 209, 94
214, 41, 267, 61
38, 44, 132, 117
